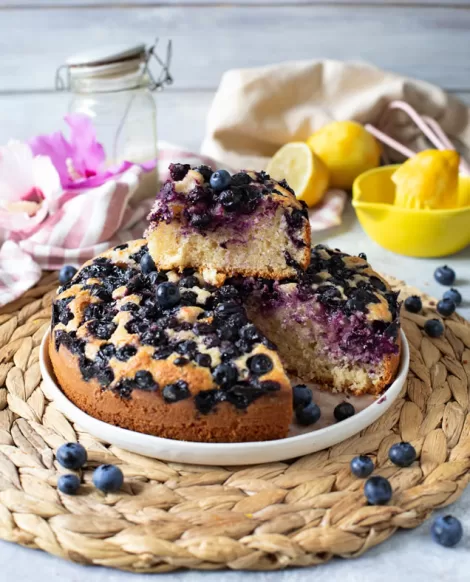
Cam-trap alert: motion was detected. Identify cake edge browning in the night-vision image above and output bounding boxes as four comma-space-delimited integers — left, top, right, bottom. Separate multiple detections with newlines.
49, 338, 293, 443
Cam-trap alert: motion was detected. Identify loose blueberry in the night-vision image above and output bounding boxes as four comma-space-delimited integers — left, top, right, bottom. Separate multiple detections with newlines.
334, 401, 355, 422
140, 253, 156, 274
443, 288, 462, 306
437, 298, 456, 317
358, 253, 367, 261
350, 455, 375, 478
434, 265, 456, 286
57, 474, 81, 495
56, 442, 87, 470
293, 384, 312, 409
247, 354, 273, 376
210, 169, 231, 191
213, 363, 238, 388
59, 265, 78, 285
431, 515, 463, 548
156, 282, 180, 309
424, 318, 444, 338
295, 402, 321, 426
364, 476, 392, 505
92, 464, 124, 493
404, 295, 422, 313
388, 442, 416, 467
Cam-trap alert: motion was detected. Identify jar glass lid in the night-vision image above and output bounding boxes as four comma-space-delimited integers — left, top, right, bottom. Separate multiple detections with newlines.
66, 43, 147, 68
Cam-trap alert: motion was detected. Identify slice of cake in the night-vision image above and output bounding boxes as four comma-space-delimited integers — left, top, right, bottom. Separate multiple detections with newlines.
241, 246, 401, 396
145, 164, 311, 284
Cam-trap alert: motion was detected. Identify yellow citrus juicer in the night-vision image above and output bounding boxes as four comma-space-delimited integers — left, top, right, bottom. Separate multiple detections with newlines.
352, 101, 470, 257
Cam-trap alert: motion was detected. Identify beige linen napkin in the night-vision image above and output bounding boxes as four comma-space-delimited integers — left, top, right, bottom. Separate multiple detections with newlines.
202, 59, 470, 172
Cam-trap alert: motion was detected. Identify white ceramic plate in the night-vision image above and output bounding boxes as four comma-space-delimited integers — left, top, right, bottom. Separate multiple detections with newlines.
40, 330, 409, 466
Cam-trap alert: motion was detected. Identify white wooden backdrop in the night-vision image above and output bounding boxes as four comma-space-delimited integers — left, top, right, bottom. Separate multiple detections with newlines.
0, 1, 469, 152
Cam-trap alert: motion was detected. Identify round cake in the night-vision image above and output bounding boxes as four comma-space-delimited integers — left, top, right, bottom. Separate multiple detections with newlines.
49, 239, 293, 443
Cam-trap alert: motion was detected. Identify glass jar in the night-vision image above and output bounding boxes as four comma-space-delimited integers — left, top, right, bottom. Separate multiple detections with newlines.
57, 41, 172, 202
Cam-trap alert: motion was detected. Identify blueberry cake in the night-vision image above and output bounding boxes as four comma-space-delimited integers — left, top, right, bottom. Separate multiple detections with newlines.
241, 246, 401, 396
49, 239, 293, 443
145, 164, 311, 284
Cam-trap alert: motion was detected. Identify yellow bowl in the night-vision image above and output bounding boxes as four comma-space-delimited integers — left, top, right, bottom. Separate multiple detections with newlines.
352, 165, 470, 257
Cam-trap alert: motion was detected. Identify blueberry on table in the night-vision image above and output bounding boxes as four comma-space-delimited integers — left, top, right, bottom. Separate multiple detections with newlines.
293, 384, 313, 409
156, 282, 180, 309
424, 318, 444, 338
140, 253, 156, 274
58, 265, 77, 285
437, 298, 456, 317
295, 402, 321, 426
210, 169, 231, 191
92, 464, 124, 493
57, 474, 81, 495
404, 295, 422, 313
388, 441, 417, 467
350, 455, 375, 478
56, 442, 87, 470
434, 265, 456, 286
334, 401, 355, 422
364, 475, 392, 505
431, 515, 463, 548
443, 288, 462, 306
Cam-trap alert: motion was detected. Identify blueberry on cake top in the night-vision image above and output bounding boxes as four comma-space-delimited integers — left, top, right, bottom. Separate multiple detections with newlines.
49, 239, 292, 443
241, 245, 401, 395
145, 164, 311, 284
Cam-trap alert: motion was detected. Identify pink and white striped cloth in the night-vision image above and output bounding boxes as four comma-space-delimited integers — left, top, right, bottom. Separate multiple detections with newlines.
0, 144, 346, 307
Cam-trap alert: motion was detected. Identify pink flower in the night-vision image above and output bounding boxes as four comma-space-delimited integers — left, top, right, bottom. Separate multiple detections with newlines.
0, 141, 61, 236
29, 114, 106, 188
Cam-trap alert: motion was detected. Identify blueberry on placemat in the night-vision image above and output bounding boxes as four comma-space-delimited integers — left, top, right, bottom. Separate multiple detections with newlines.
431, 515, 463, 548
443, 288, 462, 306
57, 474, 81, 495
210, 169, 231, 191
156, 282, 180, 309
334, 401, 355, 422
388, 442, 417, 467
59, 265, 78, 285
424, 318, 444, 338
404, 295, 422, 313
92, 464, 124, 493
350, 455, 375, 478
295, 402, 321, 426
437, 298, 456, 317
364, 475, 392, 505
56, 442, 87, 470
293, 384, 312, 409
434, 265, 456, 286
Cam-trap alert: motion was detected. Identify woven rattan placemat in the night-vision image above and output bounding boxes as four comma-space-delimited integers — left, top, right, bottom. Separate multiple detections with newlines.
0, 271, 469, 572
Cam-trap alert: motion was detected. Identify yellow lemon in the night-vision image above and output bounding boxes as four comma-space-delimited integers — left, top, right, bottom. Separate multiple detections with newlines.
266, 142, 329, 207
307, 121, 381, 189
392, 150, 460, 210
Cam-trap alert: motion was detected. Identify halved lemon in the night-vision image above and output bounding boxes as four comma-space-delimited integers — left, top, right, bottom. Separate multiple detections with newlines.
266, 142, 329, 207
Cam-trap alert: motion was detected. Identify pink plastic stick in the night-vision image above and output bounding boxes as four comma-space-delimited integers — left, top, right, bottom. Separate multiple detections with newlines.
364, 124, 416, 159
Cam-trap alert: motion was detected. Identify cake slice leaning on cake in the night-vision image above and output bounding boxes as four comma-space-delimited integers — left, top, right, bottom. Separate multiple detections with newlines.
145, 164, 311, 284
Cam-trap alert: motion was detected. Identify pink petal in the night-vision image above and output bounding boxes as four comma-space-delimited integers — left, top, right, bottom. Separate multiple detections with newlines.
29, 131, 72, 187
65, 113, 105, 177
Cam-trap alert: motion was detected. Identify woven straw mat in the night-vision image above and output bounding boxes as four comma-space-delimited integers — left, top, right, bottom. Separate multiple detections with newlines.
0, 270, 469, 573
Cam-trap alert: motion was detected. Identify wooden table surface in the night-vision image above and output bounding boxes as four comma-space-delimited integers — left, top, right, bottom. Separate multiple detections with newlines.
0, 2, 469, 580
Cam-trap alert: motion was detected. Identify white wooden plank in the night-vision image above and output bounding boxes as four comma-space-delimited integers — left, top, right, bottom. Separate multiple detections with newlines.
0, 91, 212, 152
6, 1, 470, 6
0, 91, 468, 152
0, 6, 469, 93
